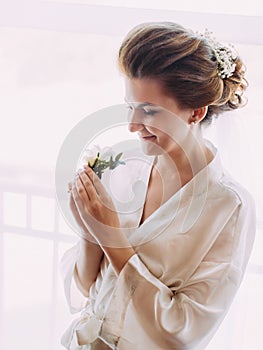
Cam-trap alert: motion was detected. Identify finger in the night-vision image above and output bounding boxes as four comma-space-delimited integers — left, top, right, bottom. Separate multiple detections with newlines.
69, 190, 97, 243
78, 171, 98, 202
73, 177, 100, 222
71, 182, 83, 209
83, 165, 107, 197
67, 181, 73, 194
74, 175, 91, 202
72, 181, 103, 236
72, 181, 93, 221
69, 191, 83, 224
69, 190, 77, 210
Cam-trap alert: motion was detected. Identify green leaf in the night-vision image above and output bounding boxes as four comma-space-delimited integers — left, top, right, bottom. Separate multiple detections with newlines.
115, 152, 123, 161
110, 163, 117, 169
99, 163, 109, 170
92, 157, 99, 169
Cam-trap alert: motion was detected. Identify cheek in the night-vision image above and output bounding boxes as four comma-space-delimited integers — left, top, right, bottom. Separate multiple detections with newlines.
145, 115, 175, 136
143, 112, 190, 142
146, 119, 175, 139
145, 127, 172, 149
156, 116, 189, 141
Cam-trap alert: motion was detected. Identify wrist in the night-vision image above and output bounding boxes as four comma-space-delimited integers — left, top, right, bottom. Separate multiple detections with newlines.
103, 246, 135, 275
79, 235, 100, 247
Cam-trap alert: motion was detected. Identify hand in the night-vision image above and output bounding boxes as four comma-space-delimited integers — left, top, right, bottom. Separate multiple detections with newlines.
68, 181, 98, 244
71, 165, 124, 247
72, 165, 136, 273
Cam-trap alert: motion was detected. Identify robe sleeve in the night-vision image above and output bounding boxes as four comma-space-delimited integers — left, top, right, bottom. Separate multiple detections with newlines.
100, 197, 256, 349
60, 241, 89, 313
60, 241, 105, 313
60, 242, 109, 350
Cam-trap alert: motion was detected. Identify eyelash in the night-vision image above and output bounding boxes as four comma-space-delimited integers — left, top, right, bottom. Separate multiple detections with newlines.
143, 109, 158, 116
126, 105, 158, 116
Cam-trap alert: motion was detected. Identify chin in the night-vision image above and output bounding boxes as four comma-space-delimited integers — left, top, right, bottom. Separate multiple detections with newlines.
140, 140, 164, 156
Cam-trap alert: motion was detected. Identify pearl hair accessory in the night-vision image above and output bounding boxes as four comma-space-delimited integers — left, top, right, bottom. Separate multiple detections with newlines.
198, 29, 237, 79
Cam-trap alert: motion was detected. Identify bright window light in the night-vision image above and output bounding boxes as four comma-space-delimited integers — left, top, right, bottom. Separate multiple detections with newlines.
3, 192, 27, 227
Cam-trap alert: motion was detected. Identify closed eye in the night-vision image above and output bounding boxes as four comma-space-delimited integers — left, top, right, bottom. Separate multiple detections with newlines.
142, 109, 158, 116
125, 104, 158, 116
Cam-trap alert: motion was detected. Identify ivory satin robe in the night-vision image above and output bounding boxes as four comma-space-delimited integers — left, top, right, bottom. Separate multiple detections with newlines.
60, 140, 256, 350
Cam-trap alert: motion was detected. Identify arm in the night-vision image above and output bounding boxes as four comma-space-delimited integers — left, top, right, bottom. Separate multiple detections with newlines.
72, 166, 135, 275
74, 237, 104, 297
108, 255, 238, 349
68, 182, 104, 298
100, 197, 256, 349
62, 166, 134, 314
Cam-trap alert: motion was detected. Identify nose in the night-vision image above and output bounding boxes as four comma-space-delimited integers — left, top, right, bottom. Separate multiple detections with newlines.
127, 108, 144, 133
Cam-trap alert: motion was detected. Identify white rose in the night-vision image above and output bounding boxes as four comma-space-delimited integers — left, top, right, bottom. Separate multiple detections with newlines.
81, 145, 100, 167
76, 145, 124, 179
99, 146, 116, 161
80, 145, 115, 167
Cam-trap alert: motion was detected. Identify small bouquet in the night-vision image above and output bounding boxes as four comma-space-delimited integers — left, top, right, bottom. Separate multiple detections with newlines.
80, 145, 125, 179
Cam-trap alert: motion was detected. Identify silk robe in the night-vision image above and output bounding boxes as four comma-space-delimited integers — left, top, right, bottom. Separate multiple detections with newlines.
60, 140, 256, 350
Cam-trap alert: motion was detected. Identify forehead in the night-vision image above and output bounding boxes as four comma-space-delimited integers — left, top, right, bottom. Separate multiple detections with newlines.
123, 77, 187, 116
124, 77, 193, 121
124, 77, 167, 106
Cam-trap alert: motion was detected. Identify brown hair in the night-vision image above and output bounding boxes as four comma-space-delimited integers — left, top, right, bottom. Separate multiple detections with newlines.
118, 22, 248, 125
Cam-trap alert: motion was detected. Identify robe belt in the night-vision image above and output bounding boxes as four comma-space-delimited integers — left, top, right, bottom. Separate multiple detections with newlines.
61, 309, 103, 350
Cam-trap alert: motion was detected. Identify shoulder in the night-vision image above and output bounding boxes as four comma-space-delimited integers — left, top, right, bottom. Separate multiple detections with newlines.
210, 172, 257, 253
204, 173, 256, 265
205, 169, 256, 239
217, 172, 256, 216
205, 139, 255, 215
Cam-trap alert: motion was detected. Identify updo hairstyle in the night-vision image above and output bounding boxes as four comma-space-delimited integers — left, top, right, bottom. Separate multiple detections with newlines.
118, 22, 248, 125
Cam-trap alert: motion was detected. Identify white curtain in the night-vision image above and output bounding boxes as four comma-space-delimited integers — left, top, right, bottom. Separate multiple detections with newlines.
0, 1, 262, 349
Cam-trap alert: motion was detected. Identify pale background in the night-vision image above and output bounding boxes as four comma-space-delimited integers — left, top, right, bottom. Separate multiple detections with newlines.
0, 1, 262, 349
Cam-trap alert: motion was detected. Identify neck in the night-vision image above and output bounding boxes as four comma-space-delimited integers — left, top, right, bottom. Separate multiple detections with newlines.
155, 133, 213, 180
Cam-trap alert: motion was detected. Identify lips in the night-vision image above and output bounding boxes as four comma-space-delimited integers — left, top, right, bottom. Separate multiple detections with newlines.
139, 134, 157, 142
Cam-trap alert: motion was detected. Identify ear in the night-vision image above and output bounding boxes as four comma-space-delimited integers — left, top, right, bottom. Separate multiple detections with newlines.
189, 106, 208, 124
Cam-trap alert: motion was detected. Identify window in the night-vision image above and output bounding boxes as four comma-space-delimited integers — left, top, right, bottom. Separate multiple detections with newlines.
0, 1, 262, 349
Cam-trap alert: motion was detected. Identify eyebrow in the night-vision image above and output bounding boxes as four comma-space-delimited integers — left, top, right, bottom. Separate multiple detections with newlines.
124, 98, 157, 108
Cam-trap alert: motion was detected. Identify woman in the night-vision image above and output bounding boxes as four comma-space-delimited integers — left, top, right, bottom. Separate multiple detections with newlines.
61, 22, 256, 349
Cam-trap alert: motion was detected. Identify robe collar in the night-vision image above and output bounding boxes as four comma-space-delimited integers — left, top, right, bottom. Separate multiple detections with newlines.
127, 139, 226, 245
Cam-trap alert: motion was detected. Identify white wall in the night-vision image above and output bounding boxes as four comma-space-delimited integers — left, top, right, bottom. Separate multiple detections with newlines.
0, 1, 262, 349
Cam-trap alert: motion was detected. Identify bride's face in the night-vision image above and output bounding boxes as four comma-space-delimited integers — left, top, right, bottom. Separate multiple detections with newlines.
124, 78, 194, 156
